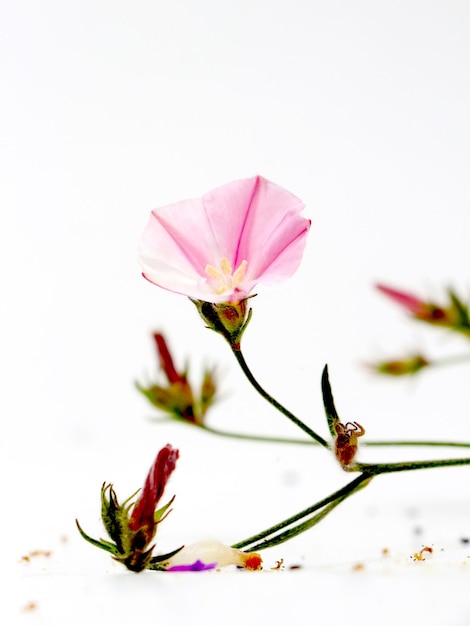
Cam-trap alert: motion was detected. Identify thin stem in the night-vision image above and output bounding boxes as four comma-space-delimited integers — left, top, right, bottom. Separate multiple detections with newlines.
364, 440, 470, 448
232, 473, 371, 551
200, 425, 315, 445
357, 456, 470, 476
202, 426, 470, 450
243, 496, 350, 552
233, 456, 470, 553
430, 352, 470, 368
149, 417, 470, 449
230, 347, 329, 448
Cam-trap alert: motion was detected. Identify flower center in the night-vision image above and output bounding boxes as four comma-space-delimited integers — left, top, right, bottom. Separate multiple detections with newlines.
205, 258, 248, 295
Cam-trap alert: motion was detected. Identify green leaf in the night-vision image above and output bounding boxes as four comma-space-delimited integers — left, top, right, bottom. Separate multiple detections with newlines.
321, 365, 339, 437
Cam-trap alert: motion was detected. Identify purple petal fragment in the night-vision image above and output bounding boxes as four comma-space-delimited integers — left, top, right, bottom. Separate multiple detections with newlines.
167, 559, 216, 572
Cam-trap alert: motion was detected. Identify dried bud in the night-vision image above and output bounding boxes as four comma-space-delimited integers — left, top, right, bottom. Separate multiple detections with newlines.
137, 333, 217, 425
334, 421, 365, 469
371, 354, 429, 376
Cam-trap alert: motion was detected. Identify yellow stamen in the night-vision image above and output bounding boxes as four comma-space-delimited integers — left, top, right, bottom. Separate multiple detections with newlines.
205, 258, 248, 295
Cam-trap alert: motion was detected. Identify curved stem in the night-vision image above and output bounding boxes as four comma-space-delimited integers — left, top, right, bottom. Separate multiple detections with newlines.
230, 346, 329, 448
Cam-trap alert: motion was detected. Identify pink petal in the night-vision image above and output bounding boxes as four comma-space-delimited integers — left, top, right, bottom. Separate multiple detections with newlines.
139, 176, 310, 302
376, 283, 427, 315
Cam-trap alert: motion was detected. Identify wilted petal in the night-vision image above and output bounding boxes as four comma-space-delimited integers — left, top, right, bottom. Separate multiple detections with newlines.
139, 176, 310, 303
164, 540, 262, 570
166, 559, 216, 572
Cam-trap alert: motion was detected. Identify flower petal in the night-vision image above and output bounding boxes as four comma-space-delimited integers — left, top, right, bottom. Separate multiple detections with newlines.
139, 176, 310, 302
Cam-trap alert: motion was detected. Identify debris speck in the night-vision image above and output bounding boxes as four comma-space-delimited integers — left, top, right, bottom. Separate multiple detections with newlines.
352, 562, 365, 571
411, 546, 433, 561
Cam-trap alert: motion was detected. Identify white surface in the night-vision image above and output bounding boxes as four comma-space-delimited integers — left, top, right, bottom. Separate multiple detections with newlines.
2, 1, 470, 624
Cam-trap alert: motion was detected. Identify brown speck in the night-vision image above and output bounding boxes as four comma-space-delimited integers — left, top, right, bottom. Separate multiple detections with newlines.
22, 602, 37, 612
382, 547, 389, 556
271, 559, 284, 571
411, 546, 433, 561
352, 563, 365, 571
288, 564, 302, 570
30, 550, 52, 558
20, 549, 52, 562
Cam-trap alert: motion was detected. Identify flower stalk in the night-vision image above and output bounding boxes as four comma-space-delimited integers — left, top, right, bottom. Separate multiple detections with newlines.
230, 345, 330, 448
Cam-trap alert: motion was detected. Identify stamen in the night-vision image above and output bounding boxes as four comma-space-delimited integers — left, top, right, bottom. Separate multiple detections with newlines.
205, 258, 248, 295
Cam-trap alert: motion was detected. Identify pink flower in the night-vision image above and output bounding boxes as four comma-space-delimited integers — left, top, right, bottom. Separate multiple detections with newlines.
139, 176, 310, 303
375, 284, 448, 322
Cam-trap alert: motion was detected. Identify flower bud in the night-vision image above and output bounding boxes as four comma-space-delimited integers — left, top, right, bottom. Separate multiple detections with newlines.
76, 445, 181, 573
371, 354, 429, 376
137, 333, 217, 425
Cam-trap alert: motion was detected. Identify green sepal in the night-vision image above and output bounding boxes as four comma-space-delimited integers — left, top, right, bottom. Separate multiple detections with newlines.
191, 298, 253, 349
154, 495, 175, 523
75, 519, 120, 556
147, 544, 185, 570
101, 483, 128, 553
321, 365, 340, 437
448, 289, 470, 334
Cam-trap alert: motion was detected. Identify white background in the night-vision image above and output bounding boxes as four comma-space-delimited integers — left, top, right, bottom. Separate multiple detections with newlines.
2, 1, 470, 624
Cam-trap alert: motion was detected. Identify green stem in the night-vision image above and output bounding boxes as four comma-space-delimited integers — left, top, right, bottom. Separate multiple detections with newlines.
200, 424, 316, 445
151, 416, 470, 449
202, 425, 470, 450
232, 473, 371, 551
430, 352, 470, 368
234, 456, 470, 553
357, 456, 470, 475
242, 496, 351, 552
230, 346, 329, 448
